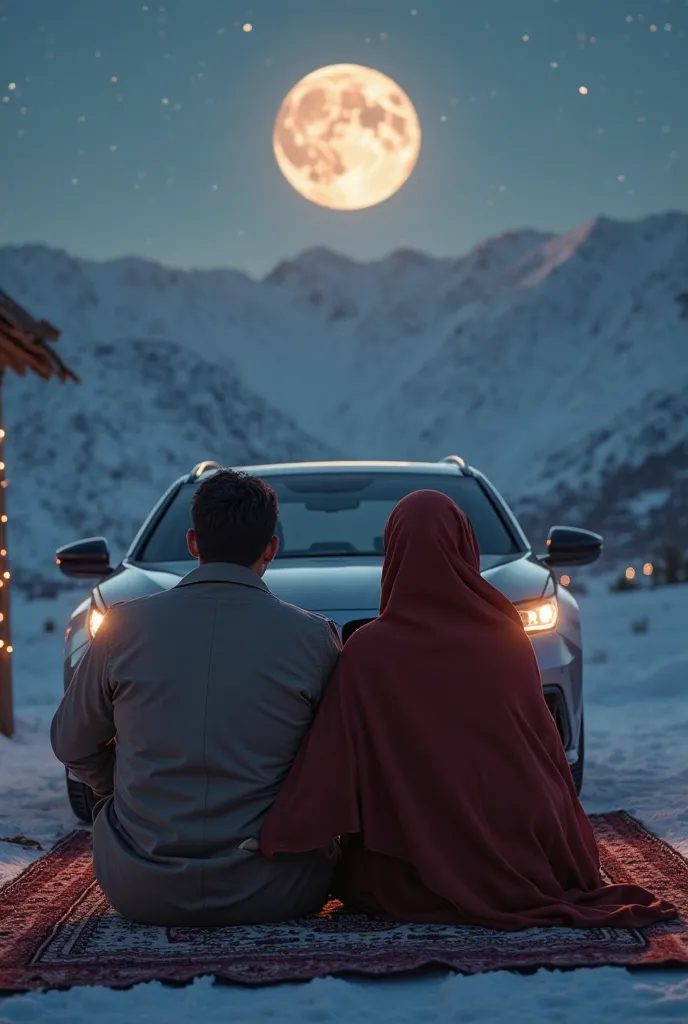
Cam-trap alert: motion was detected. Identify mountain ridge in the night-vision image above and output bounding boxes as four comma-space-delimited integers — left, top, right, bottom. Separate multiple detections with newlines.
1, 209, 686, 581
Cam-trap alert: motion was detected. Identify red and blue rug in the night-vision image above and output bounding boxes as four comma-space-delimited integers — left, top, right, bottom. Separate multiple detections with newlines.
1, 812, 687, 992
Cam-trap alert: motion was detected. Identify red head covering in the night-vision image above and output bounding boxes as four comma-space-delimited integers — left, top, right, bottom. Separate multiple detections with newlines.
261, 491, 675, 929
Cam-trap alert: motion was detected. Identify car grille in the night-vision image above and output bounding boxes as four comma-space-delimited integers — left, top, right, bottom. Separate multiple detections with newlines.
342, 618, 375, 643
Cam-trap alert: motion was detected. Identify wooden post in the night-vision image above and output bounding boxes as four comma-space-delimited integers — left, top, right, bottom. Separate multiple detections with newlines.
0, 370, 13, 738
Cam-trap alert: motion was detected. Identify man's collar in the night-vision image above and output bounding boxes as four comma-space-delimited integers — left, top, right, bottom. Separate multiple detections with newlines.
175, 562, 270, 593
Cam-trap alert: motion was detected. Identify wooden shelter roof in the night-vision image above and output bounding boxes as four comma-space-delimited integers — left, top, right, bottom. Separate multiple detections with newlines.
0, 289, 78, 381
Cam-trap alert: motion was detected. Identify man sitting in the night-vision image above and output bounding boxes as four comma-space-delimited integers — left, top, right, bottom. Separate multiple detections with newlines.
51, 469, 341, 926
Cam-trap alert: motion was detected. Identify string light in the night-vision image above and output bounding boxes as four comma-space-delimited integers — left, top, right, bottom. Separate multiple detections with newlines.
643, 562, 654, 576
0, 421, 12, 680
625, 566, 636, 581
560, 574, 571, 587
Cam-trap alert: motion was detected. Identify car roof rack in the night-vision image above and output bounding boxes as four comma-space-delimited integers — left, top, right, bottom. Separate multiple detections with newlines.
189, 460, 223, 480
439, 454, 466, 469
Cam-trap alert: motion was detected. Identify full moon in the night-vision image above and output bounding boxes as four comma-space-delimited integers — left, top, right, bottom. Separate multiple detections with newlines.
273, 64, 422, 211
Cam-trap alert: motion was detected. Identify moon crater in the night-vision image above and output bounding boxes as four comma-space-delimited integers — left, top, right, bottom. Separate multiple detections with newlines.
273, 64, 421, 210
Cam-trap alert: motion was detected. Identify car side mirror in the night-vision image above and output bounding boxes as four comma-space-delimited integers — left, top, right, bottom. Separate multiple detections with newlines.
540, 526, 603, 567
55, 537, 114, 579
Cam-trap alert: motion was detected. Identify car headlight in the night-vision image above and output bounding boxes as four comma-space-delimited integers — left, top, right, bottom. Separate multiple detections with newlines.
515, 596, 558, 633
88, 606, 105, 638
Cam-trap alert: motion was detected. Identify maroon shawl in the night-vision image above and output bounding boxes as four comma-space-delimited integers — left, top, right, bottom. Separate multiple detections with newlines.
261, 490, 676, 929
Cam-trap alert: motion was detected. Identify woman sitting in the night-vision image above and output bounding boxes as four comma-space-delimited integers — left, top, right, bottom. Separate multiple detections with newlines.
261, 490, 675, 929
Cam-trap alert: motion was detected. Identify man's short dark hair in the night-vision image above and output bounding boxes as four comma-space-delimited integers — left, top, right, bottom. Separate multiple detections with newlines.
191, 469, 278, 566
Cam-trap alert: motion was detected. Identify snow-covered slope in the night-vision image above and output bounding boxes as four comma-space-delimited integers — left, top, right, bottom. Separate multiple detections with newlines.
515, 389, 688, 561
3, 338, 334, 591
0, 210, 686, 580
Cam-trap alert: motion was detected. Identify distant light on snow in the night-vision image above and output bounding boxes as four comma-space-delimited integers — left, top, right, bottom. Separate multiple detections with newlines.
643, 562, 654, 577
8, 82, 16, 91
617, 174, 626, 182
111, 75, 118, 83
161, 97, 169, 104
578, 85, 589, 95
664, 23, 672, 32
550, 61, 559, 68
71, 178, 79, 185
649, 23, 658, 32
242, 23, 252, 32
522, 34, 530, 42
625, 566, 636, 581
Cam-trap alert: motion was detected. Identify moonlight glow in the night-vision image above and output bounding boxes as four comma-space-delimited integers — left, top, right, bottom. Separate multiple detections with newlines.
273, 64, 422, 211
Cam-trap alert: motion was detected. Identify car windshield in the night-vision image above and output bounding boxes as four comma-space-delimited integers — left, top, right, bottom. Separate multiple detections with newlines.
137, 472, 520, 563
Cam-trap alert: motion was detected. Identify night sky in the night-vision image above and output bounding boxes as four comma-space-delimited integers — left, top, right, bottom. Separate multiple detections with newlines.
1, 0, 686, 277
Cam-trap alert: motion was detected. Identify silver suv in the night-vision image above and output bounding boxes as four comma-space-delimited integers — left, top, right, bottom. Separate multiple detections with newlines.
56, 457, 603, 820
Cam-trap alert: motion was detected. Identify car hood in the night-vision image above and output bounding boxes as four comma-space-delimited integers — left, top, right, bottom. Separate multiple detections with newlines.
98, 553, 551, 611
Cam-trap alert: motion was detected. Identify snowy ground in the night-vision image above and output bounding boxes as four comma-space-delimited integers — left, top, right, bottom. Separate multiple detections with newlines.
1, 580, 688, 1021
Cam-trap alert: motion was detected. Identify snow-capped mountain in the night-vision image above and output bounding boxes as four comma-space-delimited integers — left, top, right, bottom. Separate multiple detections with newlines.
2, 338, 334, 591
0, 210, 686, 584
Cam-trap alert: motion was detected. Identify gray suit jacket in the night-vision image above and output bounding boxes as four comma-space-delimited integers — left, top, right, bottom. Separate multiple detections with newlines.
51, 562, 342, 926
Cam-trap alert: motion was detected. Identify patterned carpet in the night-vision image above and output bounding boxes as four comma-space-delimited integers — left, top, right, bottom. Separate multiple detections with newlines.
1, 812, 687, 992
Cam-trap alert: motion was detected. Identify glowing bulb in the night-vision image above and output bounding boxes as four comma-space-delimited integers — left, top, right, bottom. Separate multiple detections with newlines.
3, 571, 9, 579
538, 603, 556, 625
88, 607, 105, 637
560, 574, 571, 587
1, 549, 6, 557
0, 640, 5, 648
578, 85, 589, 95
643, 562, 654, 576
0, 613, 4, 623
6, 646, 13, 654
625, 566, 636, 581
242, 22, 252, 31
0, 429, 6, 438
1, 515, 7, 523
